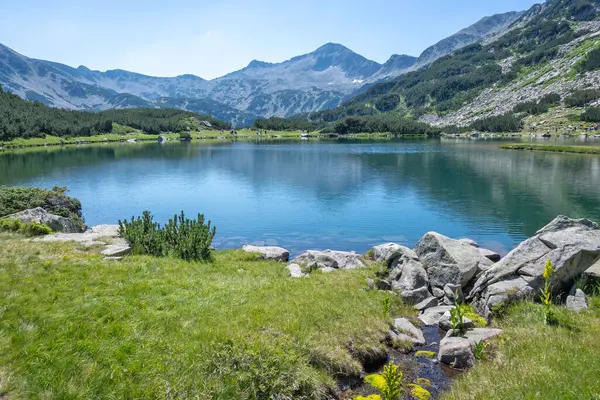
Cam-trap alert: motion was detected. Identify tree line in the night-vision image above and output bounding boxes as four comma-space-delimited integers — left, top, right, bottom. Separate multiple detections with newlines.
0, 87, 229, 141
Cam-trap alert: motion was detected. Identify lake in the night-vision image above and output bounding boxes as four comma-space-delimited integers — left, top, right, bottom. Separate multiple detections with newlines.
1, 138, 599, 256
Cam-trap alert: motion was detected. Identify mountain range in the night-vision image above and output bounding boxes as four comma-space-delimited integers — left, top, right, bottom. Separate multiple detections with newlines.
0, 10, 525, 126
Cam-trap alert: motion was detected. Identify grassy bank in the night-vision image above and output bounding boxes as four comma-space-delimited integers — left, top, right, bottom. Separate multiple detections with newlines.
443, 300, 600, 399
500, 143, 600, 154
0, 234, 409, 399
0, 130, 315, 150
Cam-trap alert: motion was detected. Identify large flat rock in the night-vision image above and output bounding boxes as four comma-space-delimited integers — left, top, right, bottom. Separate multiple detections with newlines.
470, 216, 600, 318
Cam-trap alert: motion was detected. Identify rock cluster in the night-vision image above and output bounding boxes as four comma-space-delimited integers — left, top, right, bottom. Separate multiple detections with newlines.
3, 207, 84, 233
469, 216, 600, 318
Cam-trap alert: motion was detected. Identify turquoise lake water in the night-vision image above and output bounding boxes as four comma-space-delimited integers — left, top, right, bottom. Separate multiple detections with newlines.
1, 139, 599, 255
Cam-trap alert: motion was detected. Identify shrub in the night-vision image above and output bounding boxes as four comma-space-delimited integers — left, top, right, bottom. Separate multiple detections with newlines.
0, 186, 84, 230
470, 114, 522, 132
163, 211, 216, 261
119, 210, 216, 261
565, 89, 600, 107
513, 101, 549, 115
577, 47, 600, 72
450, 296, 468, 336
580, 107, 600, 122
540, 93, 561, 105
0, 218, 53, 237
365, 362, 403, 400
179, 131, 192, 141
409, 384, 431, 400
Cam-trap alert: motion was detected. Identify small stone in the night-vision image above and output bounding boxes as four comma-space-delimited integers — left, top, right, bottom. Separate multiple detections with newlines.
418, 305, 453, 326
462, 328, 503, 344
287, 264, 306, 278
566, 289, 588, 312
444, 283, 464, 304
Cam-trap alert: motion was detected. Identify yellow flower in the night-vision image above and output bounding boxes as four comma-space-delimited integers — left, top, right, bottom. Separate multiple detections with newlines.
543, 259, 554, 280
409, 384, 431, 400
365, 374, 387, 392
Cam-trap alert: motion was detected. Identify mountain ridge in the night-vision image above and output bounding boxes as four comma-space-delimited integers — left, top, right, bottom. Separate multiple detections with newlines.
0, 7, 535, 125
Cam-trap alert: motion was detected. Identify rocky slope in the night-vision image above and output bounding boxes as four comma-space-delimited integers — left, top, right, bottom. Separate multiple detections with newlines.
412, 11, 525, 69
309, 0, 600, 132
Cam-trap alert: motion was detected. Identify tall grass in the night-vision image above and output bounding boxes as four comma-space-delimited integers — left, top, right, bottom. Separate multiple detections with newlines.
0, 234, 412, 399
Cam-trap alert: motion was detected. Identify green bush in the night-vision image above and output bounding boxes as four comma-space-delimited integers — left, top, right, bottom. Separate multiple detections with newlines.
0, 218, 53, 237
471, 113, 522, 132
577, 47, 600, 73
565, 89, 600, 107
0, 186, 84, 230
581, 107, 600, 122
119, 210, 216, 261
513, 101, 549, 115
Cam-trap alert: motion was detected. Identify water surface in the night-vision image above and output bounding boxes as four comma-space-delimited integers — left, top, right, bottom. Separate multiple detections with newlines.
1, 139, 599, 255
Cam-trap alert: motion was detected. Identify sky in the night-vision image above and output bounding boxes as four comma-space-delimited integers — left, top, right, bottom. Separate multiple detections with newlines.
1, 0, 542, 80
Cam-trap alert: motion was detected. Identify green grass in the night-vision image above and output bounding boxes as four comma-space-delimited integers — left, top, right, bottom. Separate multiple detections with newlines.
442, 300, 600, 400
0, 234, 412, 399
500, 143, 600, 154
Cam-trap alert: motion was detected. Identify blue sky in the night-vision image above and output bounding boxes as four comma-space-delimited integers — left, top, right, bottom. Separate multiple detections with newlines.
1, 0, 541, 79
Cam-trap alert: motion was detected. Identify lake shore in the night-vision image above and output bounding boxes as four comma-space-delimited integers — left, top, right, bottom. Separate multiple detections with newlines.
500, 143, 600, 154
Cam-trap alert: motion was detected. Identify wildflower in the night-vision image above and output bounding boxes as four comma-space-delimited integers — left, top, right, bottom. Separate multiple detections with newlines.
543, 259, 554, 280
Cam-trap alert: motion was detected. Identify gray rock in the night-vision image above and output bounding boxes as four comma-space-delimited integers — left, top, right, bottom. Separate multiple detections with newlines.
103, 257, 123, 261
478, 247, 501, 263
439, 311, 474, 332
459, 238, 479, 247
3, 207, 83, 233
100, 238, 131, 257
414, 297, 439, 311
418, 305, 454, 326
566, 289, 588, 312
391, 256, 431, 303
292, 250, 366, 270
371, 243, 418, 266
415, 232, 492, 289
438, 336, 475, 369
287, 264, 306, 278
584, 258, 600, 280
432, 287, 445, 299
444, 283, 464, 304
462, 328, 503, 344
470, 216, 600, 318
393, 318, 425, 346
242, 244, 290, 262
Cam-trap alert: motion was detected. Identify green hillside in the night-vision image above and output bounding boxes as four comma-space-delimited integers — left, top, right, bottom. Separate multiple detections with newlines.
304, 0, 600, 134
0, 87, 230, 142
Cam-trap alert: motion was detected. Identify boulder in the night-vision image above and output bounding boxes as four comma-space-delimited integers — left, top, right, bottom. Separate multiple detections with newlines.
292, 250, 365, 270
437, 336, 475, 369
418, 305, 453, 326
566, 289, 588, 312
432, 287, 445, 299
414, 232, 493, 289
392, 318, 425, 346
470, 216, 600, 318
242, 244, 290, 262
391, 256, 431, 304
3, 207, 83, 233
371, 243, 418, 266
414, 297, 439, 311
584, 259, 600, 280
